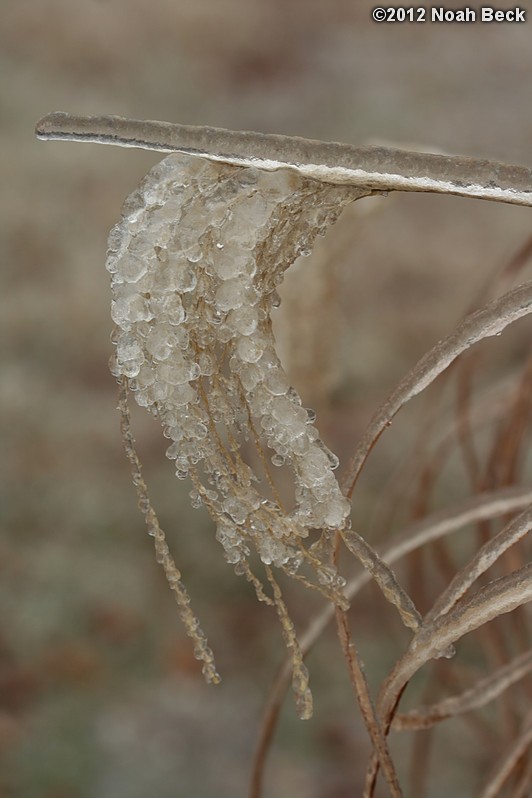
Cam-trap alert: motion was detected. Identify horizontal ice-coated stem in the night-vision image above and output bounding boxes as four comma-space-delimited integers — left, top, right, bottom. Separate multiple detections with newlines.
36, 112, 532, 207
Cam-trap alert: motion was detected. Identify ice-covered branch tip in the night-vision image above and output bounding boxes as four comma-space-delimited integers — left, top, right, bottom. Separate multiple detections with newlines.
36, 112, 532, 206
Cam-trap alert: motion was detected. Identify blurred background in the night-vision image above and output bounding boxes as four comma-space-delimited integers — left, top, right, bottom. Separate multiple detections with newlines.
2, 1, 532, 796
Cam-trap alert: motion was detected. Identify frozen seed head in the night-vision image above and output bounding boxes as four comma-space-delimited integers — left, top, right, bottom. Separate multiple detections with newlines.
108, 152, 357, 566
109, 153, 358, 713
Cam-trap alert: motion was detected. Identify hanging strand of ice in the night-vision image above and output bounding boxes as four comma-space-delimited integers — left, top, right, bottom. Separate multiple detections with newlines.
117, 377, 220, 684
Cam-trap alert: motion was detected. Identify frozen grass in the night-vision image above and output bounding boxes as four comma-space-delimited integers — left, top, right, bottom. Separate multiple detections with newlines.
39, 117, 532, 798
4, 3, 532, 796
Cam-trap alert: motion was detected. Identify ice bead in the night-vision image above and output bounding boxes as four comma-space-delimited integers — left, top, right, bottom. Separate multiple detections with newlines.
322, 496, 351, 527
212, 245, 252, 280
215, 276, 256, 312
156, 360, 190, 386
271, 396, 299, 424
118, 253, 149, 283
264, 369, 289, 396
227, 306, 258, 336
121, 358, 144, 378
231, 194, 271, 228
150, 293, 186, 326
223, 496, 249, 525
111, 294, 153, 326
168, 382, 196, 406
156, 259, 198, 293
116, 332, 143, 363
239, 363, 262, 391
236, 337, 264, 363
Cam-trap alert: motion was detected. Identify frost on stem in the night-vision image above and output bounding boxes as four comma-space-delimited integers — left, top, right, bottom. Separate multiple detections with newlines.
108, 154, 366, 715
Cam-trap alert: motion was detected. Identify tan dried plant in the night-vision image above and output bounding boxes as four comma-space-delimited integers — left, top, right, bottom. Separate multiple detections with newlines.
37, 113, 532, 798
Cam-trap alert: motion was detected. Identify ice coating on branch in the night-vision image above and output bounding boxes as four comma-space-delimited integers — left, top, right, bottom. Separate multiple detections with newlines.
108, 154, 358, 610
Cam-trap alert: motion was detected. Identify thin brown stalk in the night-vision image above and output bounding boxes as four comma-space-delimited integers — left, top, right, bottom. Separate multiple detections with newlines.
407, 410, 463, 623
451, 234, 532, 489
370, 372, 521, 540
249, 664, 289, 798
477, 709, 532, 798
408, 724, 433, 798
484, 357, 532, 493
342, 281, 532, 499
334, 608, 403, 798
456, 352, 482, 486
471, 363, 532, 732
509, 755, 532, 798
500, 232, 532, 285
393, 650, 532, 731
437, 231, 532, 488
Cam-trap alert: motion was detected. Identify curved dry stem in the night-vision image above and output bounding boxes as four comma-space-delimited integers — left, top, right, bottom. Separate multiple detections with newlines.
381, 564, 532, 720
425, 503, 532, 624
311, 489, 532, 668
342, 281, 532, 499
250, 487, 532, 796
365, 564, 532, 795
477, 709, 532, 798
393, 649, 532, 731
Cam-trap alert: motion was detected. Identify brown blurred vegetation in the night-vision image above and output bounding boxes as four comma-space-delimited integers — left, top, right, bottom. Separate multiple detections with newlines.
2, 1, 532, 796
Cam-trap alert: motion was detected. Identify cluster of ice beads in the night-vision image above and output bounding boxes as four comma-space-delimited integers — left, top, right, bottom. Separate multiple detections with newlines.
108, 153, 359, 603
